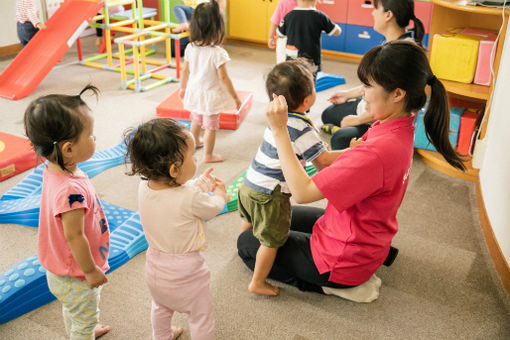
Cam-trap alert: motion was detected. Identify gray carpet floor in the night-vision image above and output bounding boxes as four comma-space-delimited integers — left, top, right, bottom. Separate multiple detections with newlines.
0, 36, 509, 339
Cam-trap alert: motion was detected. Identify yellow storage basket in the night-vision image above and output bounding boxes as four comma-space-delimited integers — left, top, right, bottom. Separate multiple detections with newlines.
430, 32, 482, 84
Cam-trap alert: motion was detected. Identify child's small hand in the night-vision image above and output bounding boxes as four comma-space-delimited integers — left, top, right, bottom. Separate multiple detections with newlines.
178, 88, 186, 100
36, 22, 47, 30
268, 36, 276, 49
85, 265, 108, 289
349, 137, 364, 148
213, 178, 229, 202
198, 167, 216, 192
235, 97, 242, 110
266, 94, 289, 131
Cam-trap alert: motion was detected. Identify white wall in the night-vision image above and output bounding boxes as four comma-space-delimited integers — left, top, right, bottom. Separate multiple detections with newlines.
1, 1, 20, 46
480, 21, 510, 265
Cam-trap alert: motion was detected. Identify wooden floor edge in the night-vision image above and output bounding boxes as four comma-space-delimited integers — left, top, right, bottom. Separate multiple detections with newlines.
476, 179, 510, 296
0, 43, 22, 57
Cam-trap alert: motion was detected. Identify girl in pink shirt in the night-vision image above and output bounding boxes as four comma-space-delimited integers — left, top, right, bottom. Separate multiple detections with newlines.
238, 41, 465, 303
23, 85, 111, 338
125, 118, 228, 340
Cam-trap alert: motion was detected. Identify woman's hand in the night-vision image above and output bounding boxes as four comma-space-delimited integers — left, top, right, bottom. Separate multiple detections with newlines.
328, 90, 352, 105
340, 115, 360, 128
266, 94, 288, 131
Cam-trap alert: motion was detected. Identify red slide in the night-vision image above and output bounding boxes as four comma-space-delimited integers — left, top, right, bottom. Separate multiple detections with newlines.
0, 0, 103, 100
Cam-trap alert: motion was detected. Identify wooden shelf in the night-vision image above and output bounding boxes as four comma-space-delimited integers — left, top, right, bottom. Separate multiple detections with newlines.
432, 0, 510, 16
416, 149, 479, 181
440, 79, 490, 100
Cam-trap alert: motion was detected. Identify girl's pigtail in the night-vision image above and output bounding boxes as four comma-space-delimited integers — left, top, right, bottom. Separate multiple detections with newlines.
423, 76, 465, 171
77, 84, 100, 102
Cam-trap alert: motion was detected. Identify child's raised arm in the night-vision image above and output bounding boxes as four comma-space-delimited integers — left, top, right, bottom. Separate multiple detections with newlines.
217, 64, 242, 109
62, 209, 107, 289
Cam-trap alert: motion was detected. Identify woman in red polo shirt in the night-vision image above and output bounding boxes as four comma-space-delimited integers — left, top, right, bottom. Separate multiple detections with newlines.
237, 41, 465, 303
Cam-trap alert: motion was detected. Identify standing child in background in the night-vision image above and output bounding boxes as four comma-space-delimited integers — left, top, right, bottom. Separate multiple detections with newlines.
267, 0, 297, 63
16, 0, 46, 48
125, 118, 228, 340
23, 85, 111, 338
238, 59, 344, 296
180, 0, 241, 163
277, 0, 341, 80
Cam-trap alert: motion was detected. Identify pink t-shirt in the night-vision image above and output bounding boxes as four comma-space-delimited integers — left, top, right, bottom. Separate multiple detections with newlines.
311, 115, 415, 286
38, 168, 110, 279
270, 0, 297, 25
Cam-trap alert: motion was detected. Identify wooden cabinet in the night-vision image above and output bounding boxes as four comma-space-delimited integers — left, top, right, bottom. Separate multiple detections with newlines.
416, 0, 509, 181
229, 0, 278, 43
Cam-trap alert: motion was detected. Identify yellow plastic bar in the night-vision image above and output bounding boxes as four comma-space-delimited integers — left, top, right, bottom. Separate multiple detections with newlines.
110, 19, 136, 27
139, 36, 166, 46
83, 61, 105, 69
144, 58, 163, 66
118, 43, 127, 81
92, 14, 104, 21
132, 45, 140, 82
143, 19, 164, 26
165, 25, 171, 65
110, 25, 136, 34
150, 74, 167, 80
140, 36, 147, 73
106, 0, 133, 7
104, 1, 113, 67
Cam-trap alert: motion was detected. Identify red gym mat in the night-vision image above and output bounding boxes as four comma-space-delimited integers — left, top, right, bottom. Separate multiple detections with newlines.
0, 133, 40, 181
156, 89, 253, 130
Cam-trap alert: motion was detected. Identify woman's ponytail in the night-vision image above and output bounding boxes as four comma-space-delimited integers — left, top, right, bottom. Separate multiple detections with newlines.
411, 16, 425, 47
423, 76, 466, 171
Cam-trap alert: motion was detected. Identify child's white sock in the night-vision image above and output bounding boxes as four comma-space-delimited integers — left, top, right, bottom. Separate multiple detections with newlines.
322, 274, 381, 303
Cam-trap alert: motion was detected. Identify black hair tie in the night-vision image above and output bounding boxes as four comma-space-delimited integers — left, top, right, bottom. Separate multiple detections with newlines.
427, 75, 437, 85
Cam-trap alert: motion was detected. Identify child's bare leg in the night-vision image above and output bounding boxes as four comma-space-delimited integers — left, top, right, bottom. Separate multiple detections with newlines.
94, 324, 110, 338
241, 220, 252, 233
203, 129, 224, 163
190, 121, 203, 149
249, 245, 279, 296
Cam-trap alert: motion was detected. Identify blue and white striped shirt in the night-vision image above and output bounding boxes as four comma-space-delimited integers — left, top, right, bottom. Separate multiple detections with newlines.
244, 116, 326, 194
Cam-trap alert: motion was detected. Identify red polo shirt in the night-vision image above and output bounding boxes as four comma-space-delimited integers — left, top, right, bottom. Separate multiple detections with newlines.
311, 114, 415, 285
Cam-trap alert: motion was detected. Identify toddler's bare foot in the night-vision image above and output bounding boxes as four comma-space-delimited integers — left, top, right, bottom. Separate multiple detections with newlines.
94, 324, 110, 338
195, 140, 204, 149
204, 154, 224, 163
249, 281, 279, 296
172, 326, 184, 339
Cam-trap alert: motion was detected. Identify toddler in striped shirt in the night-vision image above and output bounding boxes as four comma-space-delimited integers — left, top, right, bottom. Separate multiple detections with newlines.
238, 59, 344, 296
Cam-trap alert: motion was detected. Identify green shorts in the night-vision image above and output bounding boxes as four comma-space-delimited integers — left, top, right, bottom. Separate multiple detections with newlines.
238, 184, 292, 248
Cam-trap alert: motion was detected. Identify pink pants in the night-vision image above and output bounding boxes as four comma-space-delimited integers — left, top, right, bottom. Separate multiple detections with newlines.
145, 247, 214, 340
190, 112, 220, 130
